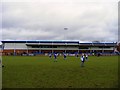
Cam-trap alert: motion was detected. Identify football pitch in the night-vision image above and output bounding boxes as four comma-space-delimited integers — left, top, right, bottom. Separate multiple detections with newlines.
2, 56, 118, 88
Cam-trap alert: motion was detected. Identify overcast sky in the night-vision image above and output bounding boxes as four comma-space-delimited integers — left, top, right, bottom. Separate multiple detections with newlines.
1, 0, 119, 42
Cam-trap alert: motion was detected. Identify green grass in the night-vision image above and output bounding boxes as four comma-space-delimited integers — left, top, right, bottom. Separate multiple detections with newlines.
2, 56, 118, 88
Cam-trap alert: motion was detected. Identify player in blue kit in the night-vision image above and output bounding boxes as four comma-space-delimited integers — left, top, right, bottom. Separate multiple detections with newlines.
85, 54, 88, 61
80, 54, 85, 67
49, 53, 52, 58
63, 53, 67, 60
76, 53, 79, 58
54, 53, 57, 62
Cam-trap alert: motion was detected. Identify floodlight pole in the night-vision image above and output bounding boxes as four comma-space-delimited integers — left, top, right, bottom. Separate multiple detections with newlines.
64, 28, 68, 53
52, 41, 53, 54
39, 41, 41, 54
14, 42, 16, 56
26, 41, 28, 55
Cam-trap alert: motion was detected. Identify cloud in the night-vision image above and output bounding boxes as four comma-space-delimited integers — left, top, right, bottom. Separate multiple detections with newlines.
1, 0, 118, 42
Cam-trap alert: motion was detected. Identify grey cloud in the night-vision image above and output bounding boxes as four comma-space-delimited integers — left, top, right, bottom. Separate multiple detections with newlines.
1, 1, 118, 42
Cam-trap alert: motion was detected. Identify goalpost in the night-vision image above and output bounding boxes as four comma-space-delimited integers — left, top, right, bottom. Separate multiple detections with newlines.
0, 49, 2, 90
